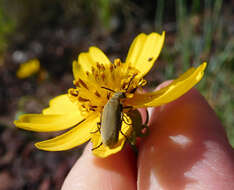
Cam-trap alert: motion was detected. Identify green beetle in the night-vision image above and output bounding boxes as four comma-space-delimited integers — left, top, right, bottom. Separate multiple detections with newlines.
100, 92, 126, 148
92, 74, 149, 150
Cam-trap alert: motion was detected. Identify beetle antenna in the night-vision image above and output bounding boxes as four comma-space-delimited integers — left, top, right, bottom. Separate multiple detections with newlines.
120, 130, 138, 154
144, 109, 149, 125
92, 142, 103, 150
90, 125, 101, 134
101, 86, 116, 93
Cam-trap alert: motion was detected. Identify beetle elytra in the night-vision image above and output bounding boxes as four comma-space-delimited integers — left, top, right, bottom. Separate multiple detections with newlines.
100, 91, 126, 148
91, 75, 137, 150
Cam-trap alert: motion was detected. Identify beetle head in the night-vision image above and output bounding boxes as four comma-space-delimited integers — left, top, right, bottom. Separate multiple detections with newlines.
113, 92, 126, 99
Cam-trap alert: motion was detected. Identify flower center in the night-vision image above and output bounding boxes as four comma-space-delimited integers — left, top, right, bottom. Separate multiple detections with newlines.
68, 59, 147, 116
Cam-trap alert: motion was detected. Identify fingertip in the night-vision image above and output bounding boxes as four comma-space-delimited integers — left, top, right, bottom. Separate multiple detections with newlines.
62, 143, 137, 190
155, 80, 173, 90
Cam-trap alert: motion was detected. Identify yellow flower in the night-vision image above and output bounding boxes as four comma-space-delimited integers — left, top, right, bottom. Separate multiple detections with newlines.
14, 32, 207, 158
16, 59, 40, 79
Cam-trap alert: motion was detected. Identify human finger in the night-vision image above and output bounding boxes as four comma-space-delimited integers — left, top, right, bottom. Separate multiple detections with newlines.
62, 143, 137, 190
138, 85, 234, 190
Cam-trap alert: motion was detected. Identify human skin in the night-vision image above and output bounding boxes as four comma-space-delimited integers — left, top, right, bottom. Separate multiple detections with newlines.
62, 83, 234, 190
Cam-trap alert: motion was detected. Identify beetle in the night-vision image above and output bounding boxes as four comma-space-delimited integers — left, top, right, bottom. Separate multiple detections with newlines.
100, 91, 126, 148
94, 91, 149, 151
92, 74, 149, 150
127, 109, 149, 146
91, 89, 128, 150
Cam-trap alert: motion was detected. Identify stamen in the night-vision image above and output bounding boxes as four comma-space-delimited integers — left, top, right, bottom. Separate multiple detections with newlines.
96, 62, 101, 70
121, 81, 128, 90
114, 58, 121, 67
94, 91, 101, 98
106, 92, 111, 100
73, 80, 79, 87
94, 73, 99, 81
78, 97, 90, 102
125, 74, 137, 91
127, 66, 133, 70
110, 64, 114, 72
138, 79, 147, 86
89, 105, 98, 111
101, 73, 105, 81
91, 66, 95, 74
100, 64, 105, 71
79, 79, 89, 90
111, 71, 115, 80
69, 89, 79, 97
69, 55, 145, 117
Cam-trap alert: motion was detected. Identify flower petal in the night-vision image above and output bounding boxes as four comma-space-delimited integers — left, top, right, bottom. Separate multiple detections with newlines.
42, 94, 79, 115
91, 115, 132, 158
91, 133, 126, 158
35, 113, 99, 151
125, 32, 165, 78
14, 112, 85, 132
89, 47, 111, 66
17, 59, 40, 79
72, 60, 85, 81
77, 47, 111, 73
126, 62, 207, 107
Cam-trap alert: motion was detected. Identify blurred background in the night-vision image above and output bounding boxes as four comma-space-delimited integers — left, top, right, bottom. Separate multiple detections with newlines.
0, 0, 233, 189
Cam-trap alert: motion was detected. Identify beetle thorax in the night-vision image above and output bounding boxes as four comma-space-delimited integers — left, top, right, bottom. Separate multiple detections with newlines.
111, 92, 125, 100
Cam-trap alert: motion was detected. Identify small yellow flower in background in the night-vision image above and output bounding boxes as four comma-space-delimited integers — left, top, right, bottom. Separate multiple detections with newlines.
16, 58, 40, 79
14, 32, 207, 158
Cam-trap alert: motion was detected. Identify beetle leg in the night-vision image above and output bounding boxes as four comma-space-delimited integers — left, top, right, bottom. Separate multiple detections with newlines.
91, 142, 103, 151
121, 113, 132, 125
122, 106, 133, 113
144, 109, 149, 125
101, 86, 116, 93
90, 127, 100, 134
67, 119, 86, 128
120, 130, 135, 146
137, 124, 150, 137
129, 87, 137, 93
90, 123, 101, 134
120, 130, 130, 143
135, 109, 149, 137
122, 119, 131, 126
122, 106, 133, 109
106, 92, 111, 100
120, 130, 138, 154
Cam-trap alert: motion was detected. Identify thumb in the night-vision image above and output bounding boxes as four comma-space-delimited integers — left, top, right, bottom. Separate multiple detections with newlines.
138, 83, 234, 190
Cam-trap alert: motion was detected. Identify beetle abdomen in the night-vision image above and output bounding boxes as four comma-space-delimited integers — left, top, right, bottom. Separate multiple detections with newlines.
101, 96, 122, 148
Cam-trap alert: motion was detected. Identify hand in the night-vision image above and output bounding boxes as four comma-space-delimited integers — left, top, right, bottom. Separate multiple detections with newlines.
62, 83, 234, 190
